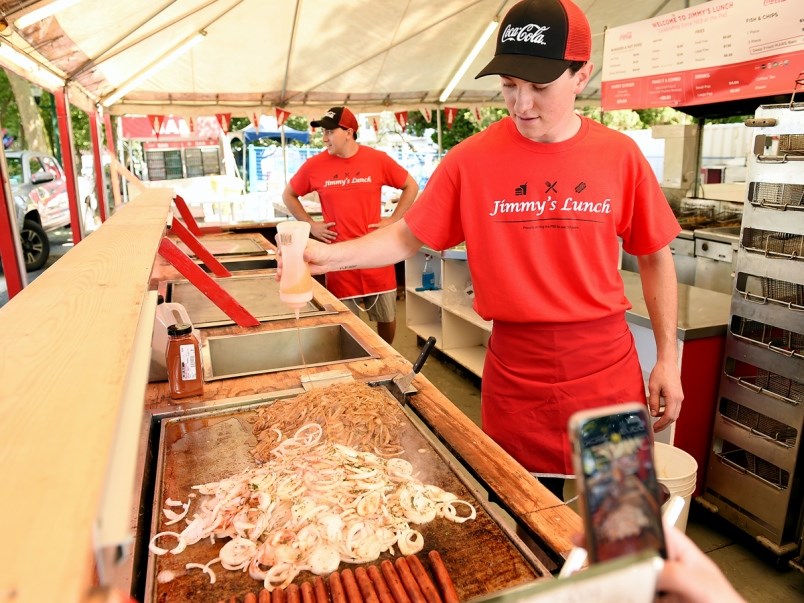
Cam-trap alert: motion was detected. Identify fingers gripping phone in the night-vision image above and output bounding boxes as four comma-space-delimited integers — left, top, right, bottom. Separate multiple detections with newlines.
569, 403, 667, 564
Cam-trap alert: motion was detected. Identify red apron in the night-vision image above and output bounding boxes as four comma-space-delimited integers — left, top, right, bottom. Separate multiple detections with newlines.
481, 314, 646, 477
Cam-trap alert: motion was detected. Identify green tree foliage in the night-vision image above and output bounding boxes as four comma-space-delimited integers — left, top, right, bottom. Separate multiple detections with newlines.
406, 108, 508, 151
0, 68, 92, 155
0, 70, 22, 144
576, 106, 690, 130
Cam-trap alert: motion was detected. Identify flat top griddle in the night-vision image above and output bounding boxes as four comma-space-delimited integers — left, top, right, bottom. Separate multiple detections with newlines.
165, 274, 331, 327
142, 385, 547, 602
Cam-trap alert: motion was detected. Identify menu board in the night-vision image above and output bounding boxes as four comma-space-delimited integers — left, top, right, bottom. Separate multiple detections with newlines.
601, 0, 804, 110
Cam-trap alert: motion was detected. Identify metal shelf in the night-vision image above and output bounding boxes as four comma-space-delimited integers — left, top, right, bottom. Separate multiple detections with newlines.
702, 103, 804, 552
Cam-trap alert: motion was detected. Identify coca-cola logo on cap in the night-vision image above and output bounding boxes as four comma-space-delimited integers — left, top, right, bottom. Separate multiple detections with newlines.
501, 23, 550, 46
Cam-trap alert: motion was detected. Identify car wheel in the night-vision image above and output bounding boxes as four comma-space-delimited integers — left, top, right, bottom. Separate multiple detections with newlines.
20, 219, 50, 272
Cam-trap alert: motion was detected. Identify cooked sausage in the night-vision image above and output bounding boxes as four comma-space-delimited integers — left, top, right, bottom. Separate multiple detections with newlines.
259, 589, 272, 603
273, 586, 287, 603
355, 567, 381, 603
380, 560, 412, 603
393, 558, 426, 603
329, 570, 347, 603
341, 568, 364, 603
405, 555, 442, 603
301, 581, 315, 603
427, 551, 459, 603
245, 594, 258, 603
285, 583, 301, 603
366, 564, 396, 603
314, 576, 329, 603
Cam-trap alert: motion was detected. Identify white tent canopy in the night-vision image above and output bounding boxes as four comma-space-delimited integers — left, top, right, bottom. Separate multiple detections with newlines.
0, 0, 708, 117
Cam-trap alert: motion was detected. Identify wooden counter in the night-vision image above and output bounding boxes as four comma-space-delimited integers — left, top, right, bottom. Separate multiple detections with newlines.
0, 189, 174, 603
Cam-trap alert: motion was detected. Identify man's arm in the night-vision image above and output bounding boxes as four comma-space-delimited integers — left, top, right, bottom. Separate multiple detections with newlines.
305, 218, 423, 274
637, 245, 684, 432
370, 174, 419, 230
281, 183, 337, 243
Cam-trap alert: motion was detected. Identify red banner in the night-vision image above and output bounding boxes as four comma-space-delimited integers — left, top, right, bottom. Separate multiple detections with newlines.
215, 113, 231, 133
394, 111, 408, 130
444, 107, 458, 129
420, 108, 432, 123
147, 114, 164, 137
251, 112, 260, 129
276, 108, 291, 127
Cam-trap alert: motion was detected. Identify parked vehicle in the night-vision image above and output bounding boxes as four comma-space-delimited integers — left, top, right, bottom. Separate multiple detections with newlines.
6, 151, 95, 272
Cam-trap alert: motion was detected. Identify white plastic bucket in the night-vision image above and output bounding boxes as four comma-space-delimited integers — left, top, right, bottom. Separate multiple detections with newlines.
654, 442, 698, 533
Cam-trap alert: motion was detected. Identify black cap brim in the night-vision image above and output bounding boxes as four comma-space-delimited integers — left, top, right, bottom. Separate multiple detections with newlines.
475, 53, 571, 84
310, 117, 340, 129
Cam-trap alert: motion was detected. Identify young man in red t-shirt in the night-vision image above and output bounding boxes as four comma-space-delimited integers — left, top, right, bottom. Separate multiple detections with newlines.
285, 1, 684, 499
282, 106, 419, 344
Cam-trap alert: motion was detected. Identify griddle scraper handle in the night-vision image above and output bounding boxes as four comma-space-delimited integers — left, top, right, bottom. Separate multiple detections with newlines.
413, 336, 437, 374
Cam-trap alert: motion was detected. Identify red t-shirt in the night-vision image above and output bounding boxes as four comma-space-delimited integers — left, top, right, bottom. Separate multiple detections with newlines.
405, 116, 680, 323
290, 146, 409, 299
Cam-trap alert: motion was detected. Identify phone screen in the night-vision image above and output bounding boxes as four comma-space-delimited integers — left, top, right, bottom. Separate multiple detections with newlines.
573, 405, 666, 563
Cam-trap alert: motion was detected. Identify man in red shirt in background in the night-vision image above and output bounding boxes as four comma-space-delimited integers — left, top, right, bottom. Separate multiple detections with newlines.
282, 106, 419, 344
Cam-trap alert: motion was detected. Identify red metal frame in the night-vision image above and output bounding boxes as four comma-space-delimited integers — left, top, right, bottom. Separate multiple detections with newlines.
89, 110, 109, 222
172, 194, 203, 236
54, 89, 82, 245
158, 238, 259, 327
168, 218, 231, 278
0, 152, 26, 299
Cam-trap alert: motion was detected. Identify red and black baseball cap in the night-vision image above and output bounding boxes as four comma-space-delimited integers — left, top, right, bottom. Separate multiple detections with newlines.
310, 106, 359, 132
476, 0, 591, 84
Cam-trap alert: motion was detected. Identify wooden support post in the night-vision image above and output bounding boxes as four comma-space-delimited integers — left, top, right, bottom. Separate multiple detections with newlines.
88, 110, 109, 222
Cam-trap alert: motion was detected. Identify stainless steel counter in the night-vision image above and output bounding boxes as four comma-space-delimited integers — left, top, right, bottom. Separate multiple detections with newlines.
621, 270, 732, 340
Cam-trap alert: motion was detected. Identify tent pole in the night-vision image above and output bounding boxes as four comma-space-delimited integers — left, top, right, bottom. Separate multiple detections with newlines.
281, 125, 288, 185
436, 107, 443, 157
242, 141, 247, 192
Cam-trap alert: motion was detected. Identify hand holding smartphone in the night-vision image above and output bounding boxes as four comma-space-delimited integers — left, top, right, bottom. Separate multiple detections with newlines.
569, 402, 667, 564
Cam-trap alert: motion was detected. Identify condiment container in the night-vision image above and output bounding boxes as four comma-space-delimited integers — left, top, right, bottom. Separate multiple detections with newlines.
276, 220, 313, 310
165, 323, 204, 399
149, 301, 193, 382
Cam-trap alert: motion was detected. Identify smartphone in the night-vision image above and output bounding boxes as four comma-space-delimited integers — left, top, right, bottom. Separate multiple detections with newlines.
568, 402, 667, 564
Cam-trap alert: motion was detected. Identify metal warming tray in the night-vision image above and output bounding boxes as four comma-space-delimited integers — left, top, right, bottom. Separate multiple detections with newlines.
164, 273, 337, 327
202, 324, 378, 381
139, 384, 549, 602
197, 254, 277, 273
177, 237, 269, 258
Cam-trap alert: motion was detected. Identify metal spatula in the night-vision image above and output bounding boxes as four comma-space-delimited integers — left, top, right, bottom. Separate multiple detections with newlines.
393, 336, 437, 393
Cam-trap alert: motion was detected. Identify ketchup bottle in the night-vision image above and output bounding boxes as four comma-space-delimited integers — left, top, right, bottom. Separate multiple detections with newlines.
165, 323, 204, 399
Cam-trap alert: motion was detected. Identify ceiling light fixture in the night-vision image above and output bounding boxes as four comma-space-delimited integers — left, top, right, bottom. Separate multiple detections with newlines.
15, 0, 83, 29
101, 31, 206, 107
439, 20, 497, 104
0, 42, 64, 89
